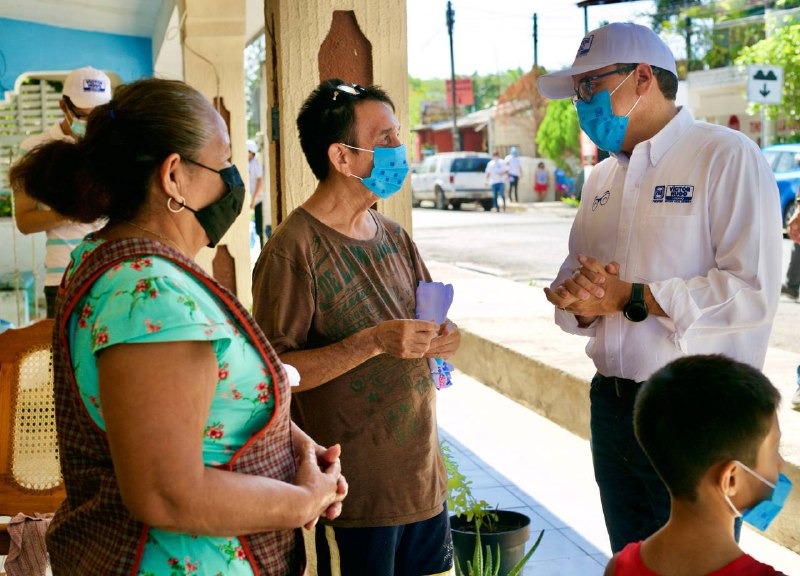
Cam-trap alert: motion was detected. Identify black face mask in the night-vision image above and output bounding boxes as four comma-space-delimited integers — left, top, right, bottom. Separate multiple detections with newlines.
183, 160, 246, 247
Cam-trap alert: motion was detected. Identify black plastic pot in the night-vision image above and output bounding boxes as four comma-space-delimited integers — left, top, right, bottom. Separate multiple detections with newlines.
450, 510, 531, 574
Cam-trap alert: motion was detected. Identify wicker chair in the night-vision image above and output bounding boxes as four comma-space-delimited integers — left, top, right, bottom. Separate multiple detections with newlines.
0, 319, 64, 560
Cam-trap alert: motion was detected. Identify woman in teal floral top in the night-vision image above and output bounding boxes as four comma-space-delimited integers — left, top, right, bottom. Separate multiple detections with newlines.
10, 78, 347, 576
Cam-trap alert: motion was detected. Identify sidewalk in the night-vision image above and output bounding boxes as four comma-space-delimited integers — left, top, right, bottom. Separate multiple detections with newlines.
427, 246, 800, 572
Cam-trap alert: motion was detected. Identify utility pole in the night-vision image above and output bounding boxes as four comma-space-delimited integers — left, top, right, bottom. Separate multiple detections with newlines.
685, 16, 692, 72
446, 0, 461, 151
532, 13, 539, 157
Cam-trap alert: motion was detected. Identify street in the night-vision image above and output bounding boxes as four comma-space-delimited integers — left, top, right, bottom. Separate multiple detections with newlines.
412, 204, 800, 356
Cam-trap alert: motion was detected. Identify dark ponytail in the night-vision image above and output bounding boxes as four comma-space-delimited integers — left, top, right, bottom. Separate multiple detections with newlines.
10, 78, 216, 222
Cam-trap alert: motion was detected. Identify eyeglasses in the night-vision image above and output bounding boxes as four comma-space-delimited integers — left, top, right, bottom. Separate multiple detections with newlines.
572, 65, 636, 105
331, 83, 365, 102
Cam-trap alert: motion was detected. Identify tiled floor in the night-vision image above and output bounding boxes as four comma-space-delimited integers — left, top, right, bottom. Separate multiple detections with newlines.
437, 370, 800, 576
441, 432, 608, 575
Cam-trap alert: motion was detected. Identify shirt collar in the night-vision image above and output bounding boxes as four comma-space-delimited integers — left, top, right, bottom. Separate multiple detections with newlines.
609, 106, 693, 167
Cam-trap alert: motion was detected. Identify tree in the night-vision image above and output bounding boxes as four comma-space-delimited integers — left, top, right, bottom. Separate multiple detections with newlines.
535, 99, 581, 172
735, 22, 800, 142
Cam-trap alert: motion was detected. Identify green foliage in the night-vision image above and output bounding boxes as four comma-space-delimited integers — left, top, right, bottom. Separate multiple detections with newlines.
735, 22, 800, 141
535, 99, 581, 172
245, 35, 266, 138
409, 76, 446, 127
408, 68, 526, 127
442, 442, 499, 530
0, 191, 11, 218
454, 522, 544, 576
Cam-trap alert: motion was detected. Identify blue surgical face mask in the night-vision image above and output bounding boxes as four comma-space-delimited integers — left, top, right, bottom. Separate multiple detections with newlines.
70, 118, 87, 138
341, 143, 409, 199
574, 70, 640, 154
723, 460, 793, 532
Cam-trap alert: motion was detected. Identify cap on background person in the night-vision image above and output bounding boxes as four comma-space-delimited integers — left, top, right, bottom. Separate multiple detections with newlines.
537, 22, 677, 100
63, 66, 112, 108
510, 146, 518, 156
247, 139, 258, 154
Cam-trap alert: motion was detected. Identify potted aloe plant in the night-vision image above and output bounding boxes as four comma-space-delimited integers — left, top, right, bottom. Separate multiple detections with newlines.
442, 442, 544, 575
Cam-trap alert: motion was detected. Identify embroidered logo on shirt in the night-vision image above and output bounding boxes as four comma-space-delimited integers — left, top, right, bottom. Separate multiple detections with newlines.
653, 185, 694, 204
592, 190, 610, 211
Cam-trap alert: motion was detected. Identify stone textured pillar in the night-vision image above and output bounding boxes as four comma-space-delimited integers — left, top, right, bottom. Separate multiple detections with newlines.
181, 0, 252, 305
263, 0, 411, 233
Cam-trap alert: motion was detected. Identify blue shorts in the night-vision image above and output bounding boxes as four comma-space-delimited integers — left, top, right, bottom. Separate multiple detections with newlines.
314, 505, 453, 576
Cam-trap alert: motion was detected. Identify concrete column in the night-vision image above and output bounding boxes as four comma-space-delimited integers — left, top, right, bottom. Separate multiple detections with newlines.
263, 0, 412, 233
181, 0, 252, 305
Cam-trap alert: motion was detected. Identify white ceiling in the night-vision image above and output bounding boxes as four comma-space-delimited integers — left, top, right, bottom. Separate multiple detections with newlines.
0, 0, 265, 42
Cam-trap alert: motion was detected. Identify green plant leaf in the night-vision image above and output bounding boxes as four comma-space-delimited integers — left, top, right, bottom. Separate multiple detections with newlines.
505, 530, 545, 576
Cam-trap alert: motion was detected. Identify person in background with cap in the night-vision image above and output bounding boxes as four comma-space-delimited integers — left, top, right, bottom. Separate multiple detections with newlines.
13, 66, 112, 317
537, 22, 782, 553
504, 146, 522, 203
247, 139, 266, 247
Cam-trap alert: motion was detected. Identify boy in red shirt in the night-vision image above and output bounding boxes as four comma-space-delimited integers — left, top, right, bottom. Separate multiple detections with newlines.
605, 355, 791, 575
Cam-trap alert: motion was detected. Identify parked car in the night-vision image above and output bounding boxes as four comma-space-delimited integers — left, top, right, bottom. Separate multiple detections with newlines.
411, 152, 493, 210
762, 144, 800, 228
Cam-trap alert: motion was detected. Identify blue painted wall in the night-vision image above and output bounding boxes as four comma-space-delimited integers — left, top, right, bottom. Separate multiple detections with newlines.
0, 18, 152, 93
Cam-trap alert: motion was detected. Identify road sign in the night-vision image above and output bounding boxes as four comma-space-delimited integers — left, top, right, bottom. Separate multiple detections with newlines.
747, 65, 783, 105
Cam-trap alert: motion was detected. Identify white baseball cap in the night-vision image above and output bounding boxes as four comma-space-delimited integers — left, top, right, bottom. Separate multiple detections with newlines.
247, 139, 258, 154
537, 22, 677, 100
62, 66, 112, 109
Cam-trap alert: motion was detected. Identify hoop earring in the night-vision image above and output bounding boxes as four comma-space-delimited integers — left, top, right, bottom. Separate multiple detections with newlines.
167, 196, 185, 213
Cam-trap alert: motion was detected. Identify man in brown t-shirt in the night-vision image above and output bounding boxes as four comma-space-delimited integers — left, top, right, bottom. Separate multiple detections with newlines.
252, 80, 461, 576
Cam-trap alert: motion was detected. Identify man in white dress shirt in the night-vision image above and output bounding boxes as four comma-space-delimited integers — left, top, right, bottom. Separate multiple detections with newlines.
537, 23, 781, 553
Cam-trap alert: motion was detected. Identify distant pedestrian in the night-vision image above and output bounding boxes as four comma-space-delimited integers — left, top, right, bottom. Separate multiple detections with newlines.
247, 139, 265, 247
782, 204, 800, 411
539, 22, 781, 553
504, 146, 522, 202
484, 151, 507, 212
534, 161, 549, 201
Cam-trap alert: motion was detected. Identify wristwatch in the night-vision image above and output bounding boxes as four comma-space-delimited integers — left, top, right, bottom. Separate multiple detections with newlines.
623, 283, 648, 322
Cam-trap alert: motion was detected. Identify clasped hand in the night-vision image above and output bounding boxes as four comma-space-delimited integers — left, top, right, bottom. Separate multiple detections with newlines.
544, 255, 627, 318
373, 319, 460, 359
295, 440, 348, 530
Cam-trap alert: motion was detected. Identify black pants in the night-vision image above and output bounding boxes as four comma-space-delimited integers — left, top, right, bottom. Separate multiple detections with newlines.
45, 285, 58, 319
254, 201, 264, 247
507, 175, 519, 202
589, 374, 670, 553
315, 506, 452, 576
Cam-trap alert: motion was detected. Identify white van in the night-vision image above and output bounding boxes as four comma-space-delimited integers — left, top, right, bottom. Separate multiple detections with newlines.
411, 152, 494, 210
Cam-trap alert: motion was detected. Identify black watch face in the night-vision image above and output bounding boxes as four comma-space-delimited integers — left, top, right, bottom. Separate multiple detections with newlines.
624, 303, 648, 322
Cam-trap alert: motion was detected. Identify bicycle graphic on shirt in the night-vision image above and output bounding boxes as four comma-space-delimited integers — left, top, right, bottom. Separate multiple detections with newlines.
592, 190, 610, 212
